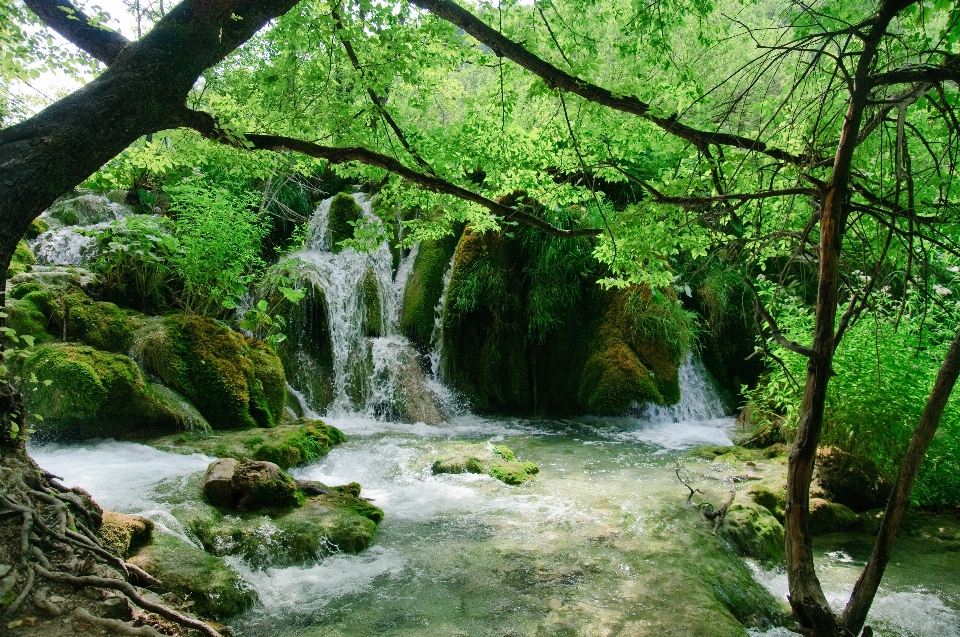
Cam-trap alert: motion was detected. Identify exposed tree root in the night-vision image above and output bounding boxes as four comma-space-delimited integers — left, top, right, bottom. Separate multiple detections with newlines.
1, 423, 222, 637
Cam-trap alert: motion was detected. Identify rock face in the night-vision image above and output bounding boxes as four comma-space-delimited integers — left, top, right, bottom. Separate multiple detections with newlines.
139, 313, 286, 429
440, 224, 685, 415
201, 457, 302, 511
432, 442, 539, 485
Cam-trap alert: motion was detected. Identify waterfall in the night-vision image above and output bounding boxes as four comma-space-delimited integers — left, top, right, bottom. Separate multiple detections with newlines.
282, 193, 445, 422
428, 254, 455, 379
642, 354, 728, 423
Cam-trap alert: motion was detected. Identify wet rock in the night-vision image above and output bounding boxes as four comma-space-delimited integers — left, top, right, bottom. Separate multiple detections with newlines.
200, 458, 302, 511
327, 193, 363, 252
99, 511, 153, 558
432, 442, 539, 485
816, 446, 892, 511
128, 533, 256, 620
200, 458, 239, 508
720, 501, 785, 565
181, 483, 383, 569
808, 498, 858, 534
148, 418, 345, 471
8, 265, 99, 291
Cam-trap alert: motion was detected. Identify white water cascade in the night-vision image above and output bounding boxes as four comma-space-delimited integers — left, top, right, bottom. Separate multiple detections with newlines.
283, 193, 447, 422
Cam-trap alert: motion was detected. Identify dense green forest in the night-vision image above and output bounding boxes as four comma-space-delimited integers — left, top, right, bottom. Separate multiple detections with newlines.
1, 0, 959, 636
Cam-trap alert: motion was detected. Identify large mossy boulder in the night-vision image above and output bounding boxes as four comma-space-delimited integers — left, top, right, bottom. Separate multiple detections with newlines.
45, 192, 131, 226
442, 224, 683, 415
185, 476, 383, 569
140, 313, 285, 429
400, 233, 459, 348
327, 192, 363, 252
148, 418, 346, 470
432, 442, 539, 485
128, 533, 257, 619
21, 344, 210, 439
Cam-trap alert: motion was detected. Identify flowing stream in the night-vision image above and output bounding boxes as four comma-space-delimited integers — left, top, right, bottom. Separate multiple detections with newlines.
29, 360, 960, 637
22, 192, 960, 636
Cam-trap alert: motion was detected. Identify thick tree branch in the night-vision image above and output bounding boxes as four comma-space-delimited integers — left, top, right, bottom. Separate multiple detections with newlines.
409, 0, 807, 164
24, 0, 131, 65
870, 55, 960, 87
177, 109, 600, 238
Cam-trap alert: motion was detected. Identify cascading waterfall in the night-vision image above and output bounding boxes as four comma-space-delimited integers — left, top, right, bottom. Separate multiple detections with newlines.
428, 254, 455, 379
643, 354, 729, 424
283, 193, 445, 421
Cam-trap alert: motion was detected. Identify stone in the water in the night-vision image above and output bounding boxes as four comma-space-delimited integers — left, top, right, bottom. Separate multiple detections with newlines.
808, 498, 858, 534
200, 457, 302, 511
719, 501, 785, 565
431, 442, 539, 485
200, 457, 239, 508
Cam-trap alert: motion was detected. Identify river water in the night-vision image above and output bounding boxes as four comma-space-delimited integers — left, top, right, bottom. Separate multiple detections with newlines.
29, 370, 960, 637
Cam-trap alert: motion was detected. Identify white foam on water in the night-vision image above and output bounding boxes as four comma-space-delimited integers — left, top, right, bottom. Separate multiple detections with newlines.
228, 546, 406, 617
749, 562, 960, 637
612, 417, 736, 450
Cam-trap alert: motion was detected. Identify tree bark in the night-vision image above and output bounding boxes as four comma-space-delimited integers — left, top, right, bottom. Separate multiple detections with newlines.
782, 1, 915, 633
840, 328, 960, 634
0, 0, 300, 265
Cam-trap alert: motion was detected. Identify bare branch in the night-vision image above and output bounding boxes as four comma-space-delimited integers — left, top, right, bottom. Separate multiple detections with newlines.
743, 277, 818, 359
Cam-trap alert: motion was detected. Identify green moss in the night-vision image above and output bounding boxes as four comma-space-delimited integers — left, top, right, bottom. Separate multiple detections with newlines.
61, 292, 137, 353
328, 193, 363, 252
9, 282, 42, 300
234, 460, 303, 510
720, 502, 785, 565
7, 240, 35, 278
22, 344, 208, 439
128, 532, 256, 619
400, 235, 458, 347
26, 217, 49, 239
577, 336, 660, 414
361, 267, 382, 337
432, 442, 539, 485
253, 419, 347, 469
6, 297, 54, 344
489, 461, 539, 485
183, 485, 381, 569
142, 314, 285, 429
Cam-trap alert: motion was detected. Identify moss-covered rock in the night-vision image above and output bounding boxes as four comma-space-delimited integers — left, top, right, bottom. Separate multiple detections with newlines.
148, 418, 346, 470
45, 193, 131, 227
60, 292, 139, 353
128, 532, 257, 619
361, 267, 382, 337
400, 234, 458, 348
432, 442, 539, 485
5, 295, 54, 344
7, 239, 36, 278
180, 482, 382, 569
140, 313, 285, 429
99, 511, 153, 558
816, 446, 892, 512
8, 264, 99, 291
22, 344, 210, 439
201, 457, 303, 511
328, 193, 363, 252
808, 498, 859, 535
720, 501, 785, 565
577, 335, 661, 413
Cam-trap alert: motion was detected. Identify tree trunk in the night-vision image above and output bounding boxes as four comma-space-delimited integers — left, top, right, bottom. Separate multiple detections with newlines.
783, 1, 914, 633
840, 328, 960, 634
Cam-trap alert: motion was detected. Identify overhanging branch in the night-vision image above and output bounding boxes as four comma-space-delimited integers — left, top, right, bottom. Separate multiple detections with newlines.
24, 0, 130, 65
409, 0, 807, 164
177, 109, 600, 238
